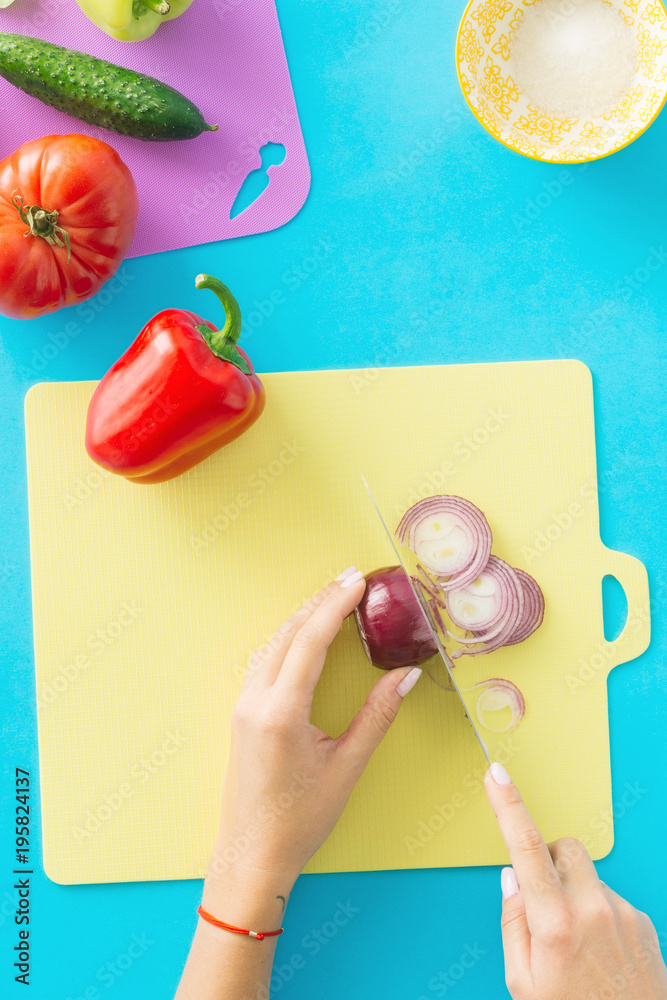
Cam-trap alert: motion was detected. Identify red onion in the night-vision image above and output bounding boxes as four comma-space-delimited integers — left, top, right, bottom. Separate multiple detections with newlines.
396, 496, 492, 591
354, 566, 438, 670
462, 679, 526, 733
361, 495, 545, 735
355, 496, 545, 677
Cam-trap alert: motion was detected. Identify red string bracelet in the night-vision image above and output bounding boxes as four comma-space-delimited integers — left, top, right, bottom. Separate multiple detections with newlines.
197, 905, 284, 941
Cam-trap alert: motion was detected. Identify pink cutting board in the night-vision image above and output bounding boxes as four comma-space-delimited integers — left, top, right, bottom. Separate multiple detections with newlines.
0, 0, 310, 255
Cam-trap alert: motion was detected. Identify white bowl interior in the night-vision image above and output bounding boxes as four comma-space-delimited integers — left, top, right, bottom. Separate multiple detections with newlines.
458, 0, 667, 161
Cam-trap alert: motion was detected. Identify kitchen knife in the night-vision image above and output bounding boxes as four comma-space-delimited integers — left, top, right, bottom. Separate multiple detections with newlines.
361, 474, 491, 768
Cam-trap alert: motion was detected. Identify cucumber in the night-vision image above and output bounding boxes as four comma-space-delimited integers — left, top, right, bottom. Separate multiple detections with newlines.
0, 32, 219, 141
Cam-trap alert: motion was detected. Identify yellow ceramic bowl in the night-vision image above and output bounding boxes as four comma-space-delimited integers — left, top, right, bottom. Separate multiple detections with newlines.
456, 0, 667, 162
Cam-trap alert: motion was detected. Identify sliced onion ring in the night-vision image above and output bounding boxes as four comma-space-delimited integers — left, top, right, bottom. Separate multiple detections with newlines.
448, 556, 524, 657
395, 497, 545, 662
462, 678, 526, 733
396, 496, 492, 591
506, 568, 545, 646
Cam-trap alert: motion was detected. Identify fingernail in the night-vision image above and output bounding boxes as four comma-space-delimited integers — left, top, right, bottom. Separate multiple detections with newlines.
501, 867, 519, 899
396, 666, 422, 697
490, 762, 512, 785
340, 569, 364, 589
336, 566, 358, 581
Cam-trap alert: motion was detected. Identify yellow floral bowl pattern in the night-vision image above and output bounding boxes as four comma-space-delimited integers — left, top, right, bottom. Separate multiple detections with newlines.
457, 0, 667, 162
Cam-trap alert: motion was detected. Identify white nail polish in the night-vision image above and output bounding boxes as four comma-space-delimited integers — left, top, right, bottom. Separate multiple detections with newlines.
336, 566, 357, 581
396, 667, 422, 697
340, 569, 364, 589
501, 867, 519, 899
490, 762, 512, 786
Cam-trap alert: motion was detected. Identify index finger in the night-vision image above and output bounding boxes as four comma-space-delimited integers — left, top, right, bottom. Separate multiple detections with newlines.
243, 582, 337, 690
275, 570, 366, 703
484, 764, 562, 918
242, 569, 363, 690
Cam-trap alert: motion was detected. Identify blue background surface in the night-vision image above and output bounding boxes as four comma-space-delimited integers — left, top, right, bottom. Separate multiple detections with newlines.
1, 1, 666, 997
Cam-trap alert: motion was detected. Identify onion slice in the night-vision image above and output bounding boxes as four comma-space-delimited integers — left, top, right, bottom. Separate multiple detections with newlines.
462, 678, 526, 733
428, 597, 446, 636
410, 566, 444, 607
392, 496, 545, 663
396, 496, 492, 591
447, 556, 525, 657
506, 569, 545, 646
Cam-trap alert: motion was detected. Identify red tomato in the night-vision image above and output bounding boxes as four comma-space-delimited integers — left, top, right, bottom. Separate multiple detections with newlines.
0, 134, 139, 320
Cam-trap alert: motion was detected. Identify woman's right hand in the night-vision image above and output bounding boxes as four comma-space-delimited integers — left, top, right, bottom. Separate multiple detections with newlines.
485, 763, 667, 1000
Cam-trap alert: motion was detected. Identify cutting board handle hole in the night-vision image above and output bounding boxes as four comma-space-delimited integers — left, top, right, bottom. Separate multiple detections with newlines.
602, 574, 628, 642
230, 142, 287, 219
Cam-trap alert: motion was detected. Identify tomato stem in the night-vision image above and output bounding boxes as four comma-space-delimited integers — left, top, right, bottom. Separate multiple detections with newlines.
11, 191, 71, 262
32, 210, 51, 234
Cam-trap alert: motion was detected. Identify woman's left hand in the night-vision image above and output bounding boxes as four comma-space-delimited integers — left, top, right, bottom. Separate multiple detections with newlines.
177, 568, 422, 999
203, 568, 423, 926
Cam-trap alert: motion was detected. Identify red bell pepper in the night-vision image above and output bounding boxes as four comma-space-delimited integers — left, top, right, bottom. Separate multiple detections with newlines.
85, 274, 265, 484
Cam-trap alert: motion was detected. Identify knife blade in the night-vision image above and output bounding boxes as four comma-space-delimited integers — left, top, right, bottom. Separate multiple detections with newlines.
361, 474, 491, 768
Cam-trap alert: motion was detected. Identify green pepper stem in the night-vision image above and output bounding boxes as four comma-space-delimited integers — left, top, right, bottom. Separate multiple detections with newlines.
142, 0, 170, 13
195, 273, 242, 348
194, 274, 251, 375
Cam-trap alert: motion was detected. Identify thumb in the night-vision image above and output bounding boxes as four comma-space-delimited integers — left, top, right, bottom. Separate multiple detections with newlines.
338, 665, 422, 769
500, 868, 531, 986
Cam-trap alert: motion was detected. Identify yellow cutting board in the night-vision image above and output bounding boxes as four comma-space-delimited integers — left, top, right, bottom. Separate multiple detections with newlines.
25, 361, 650, 885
